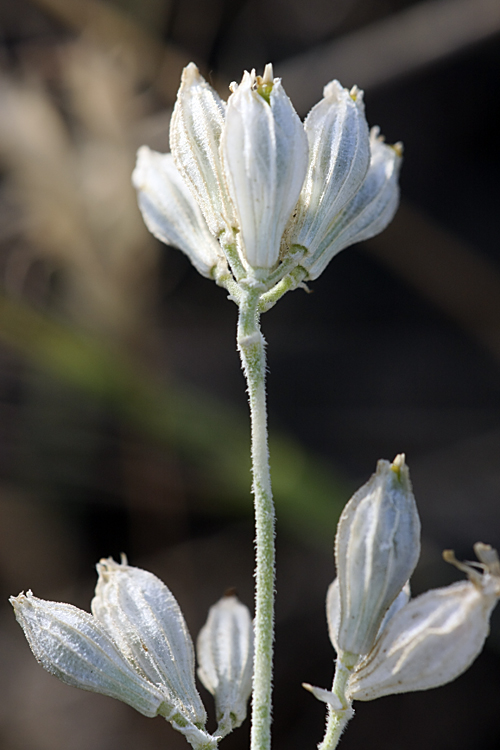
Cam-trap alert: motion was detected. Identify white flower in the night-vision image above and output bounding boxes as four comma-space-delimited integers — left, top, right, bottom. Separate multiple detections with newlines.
221, 64, 308, 269
11, 557, 216, 750
92, 556, 206, 726
132, 146, 226, 279
286, 81, 370, 258
300, 128, 402, 280
10, 591, 168, 718
134, 63, 401, 292
334, 454, 420, 658
169, 62, 234, 239
197, 593, 254, 737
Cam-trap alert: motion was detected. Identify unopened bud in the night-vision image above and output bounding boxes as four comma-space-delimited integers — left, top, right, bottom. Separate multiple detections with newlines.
92, 556, 206, 726
289, 79, 370, 258
197, 594, 254, 737
221, 66, 308, 269
169, 62, 233, 237
335, 454, 420, 657
133, 147, 226, 279
10, 591, 166, 718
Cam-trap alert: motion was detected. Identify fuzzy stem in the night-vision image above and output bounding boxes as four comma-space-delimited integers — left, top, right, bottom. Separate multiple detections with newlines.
237, 287, 275, 750
318, 657, 355, 750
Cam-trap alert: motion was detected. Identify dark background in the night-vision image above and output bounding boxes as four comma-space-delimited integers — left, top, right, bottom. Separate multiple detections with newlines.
0, 0, 499, 748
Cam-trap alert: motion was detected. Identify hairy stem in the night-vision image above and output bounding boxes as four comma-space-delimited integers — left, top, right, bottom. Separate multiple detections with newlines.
318, 657, 355, 750
237, 288, 275, 750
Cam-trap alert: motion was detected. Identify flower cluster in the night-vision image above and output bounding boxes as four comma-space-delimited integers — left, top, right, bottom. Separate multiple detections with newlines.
11, 558, 253, 750
305, 456, 500, 709
133, 63, 401, 303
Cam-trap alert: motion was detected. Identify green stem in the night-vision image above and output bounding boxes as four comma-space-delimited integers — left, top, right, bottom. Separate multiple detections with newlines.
259, 245, 307, 290
221, 234, 248, 281
318, 708, 351, 750
259, 266, 308, 312
318, 657, 355, 750
237, 288, 275, 750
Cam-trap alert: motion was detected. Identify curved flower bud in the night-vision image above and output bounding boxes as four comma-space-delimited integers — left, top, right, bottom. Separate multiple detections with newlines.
221, 64, 308, 269
197, 593, 254, 737
170, 62, 234, 236
91, 557, 206, 726
348, 544, 500, 701
335, 454, 420, 657
10, 591, 166, 718
303, 127, 402, 280
132, 146, 226, 278
290, 80, 370, 255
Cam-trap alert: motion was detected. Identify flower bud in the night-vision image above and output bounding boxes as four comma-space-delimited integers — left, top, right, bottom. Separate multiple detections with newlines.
335, 454, 420, 657
197, 593, 254, 737
302, 127, 402, 280
92, 557, 206, 726
10, 591, 166, 718
221, 64, 309, 269
170, 62, 234, 236
133, 146, 226, 279
289, 80, 370, 255
348, 544, 500, 701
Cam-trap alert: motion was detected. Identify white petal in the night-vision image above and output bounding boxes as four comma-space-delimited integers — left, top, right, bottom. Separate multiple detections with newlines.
304, 128, 402, 280
92, 558, 206, 726
197, 594, 254, 736
133, 146, 225, 278
348, 579, 499, 701
292, 80, 370, 253
10, 591, 165, 718
222, 68, 308, 269
335, 455, 421, 657
169, 63, 234, 236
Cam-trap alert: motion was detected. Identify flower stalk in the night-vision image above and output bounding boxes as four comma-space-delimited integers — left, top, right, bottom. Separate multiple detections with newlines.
237, 286, 275, 750
317, 656, 355, 750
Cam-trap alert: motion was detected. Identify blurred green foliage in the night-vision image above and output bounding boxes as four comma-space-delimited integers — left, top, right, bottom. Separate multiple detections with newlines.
0, 293, 349, 545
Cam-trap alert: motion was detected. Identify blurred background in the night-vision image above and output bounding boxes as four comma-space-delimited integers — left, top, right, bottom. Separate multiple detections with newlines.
0, 0, 499, 748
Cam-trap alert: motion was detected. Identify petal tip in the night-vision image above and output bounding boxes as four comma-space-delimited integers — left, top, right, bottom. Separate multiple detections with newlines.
182, 62, 203, 86
323, 79, 344, 101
